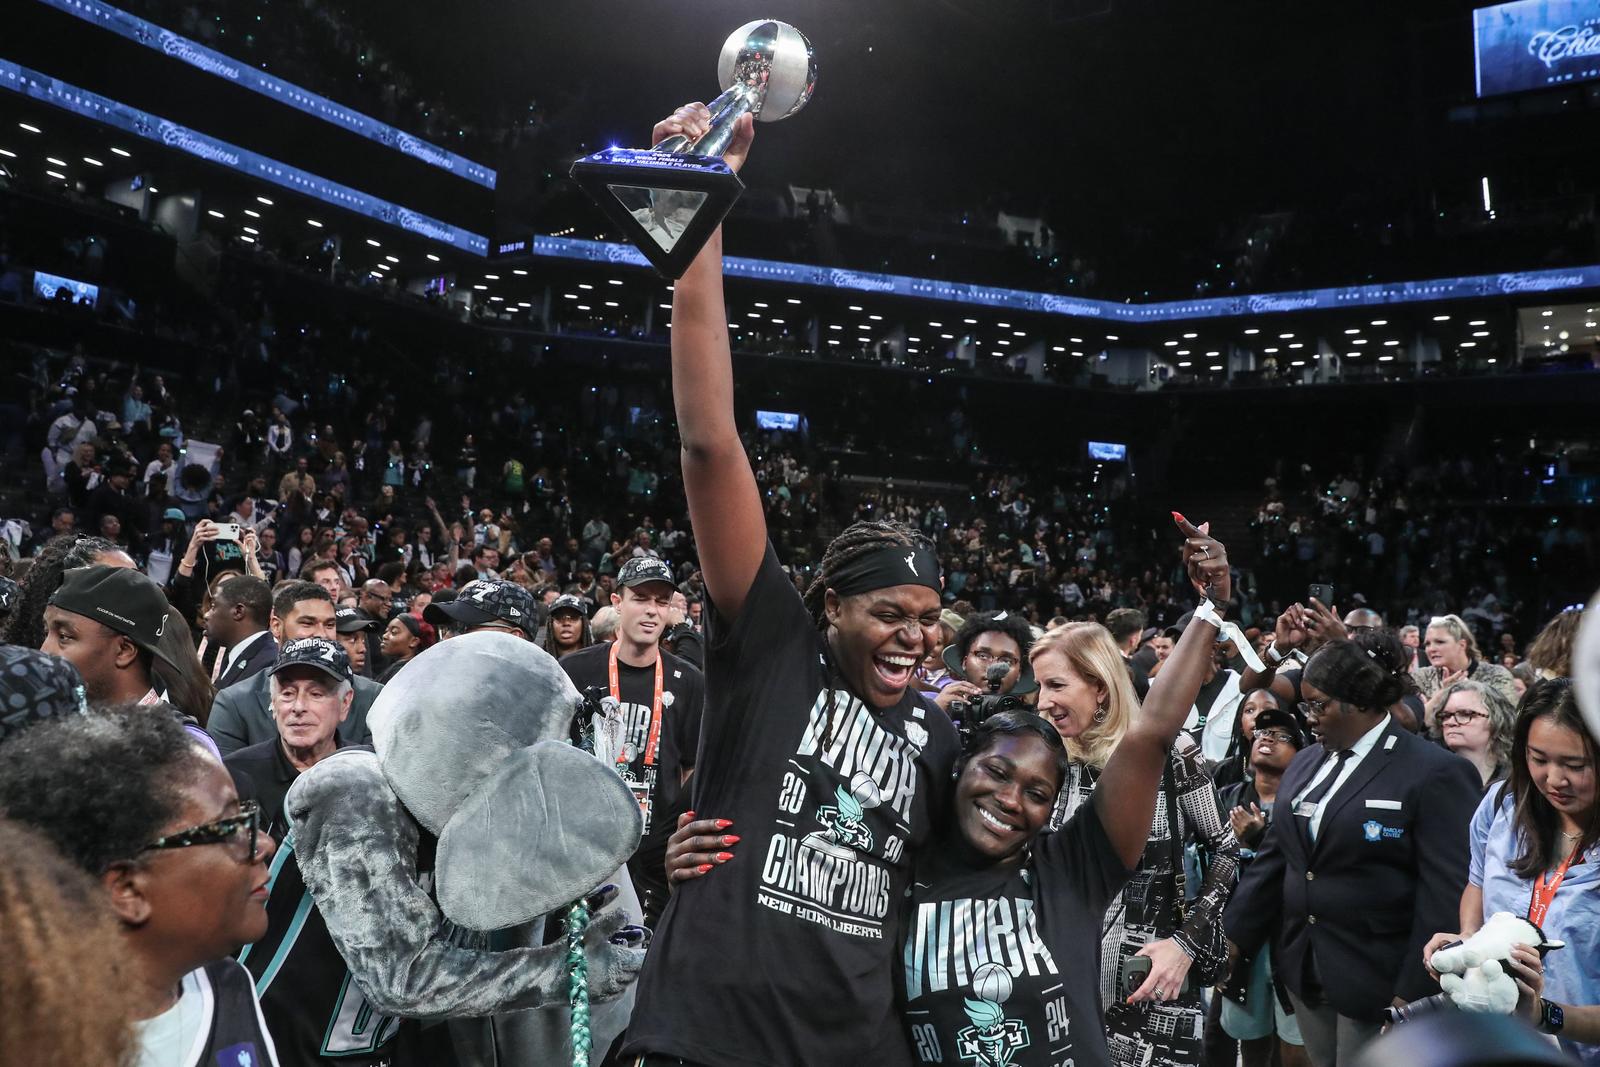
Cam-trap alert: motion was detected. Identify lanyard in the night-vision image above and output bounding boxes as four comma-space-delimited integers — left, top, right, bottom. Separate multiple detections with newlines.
1528, 847, 1581, 927
609, 643, 664, 767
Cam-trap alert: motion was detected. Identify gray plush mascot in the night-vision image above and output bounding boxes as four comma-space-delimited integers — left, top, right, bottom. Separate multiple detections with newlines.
285, 631, 647, 1066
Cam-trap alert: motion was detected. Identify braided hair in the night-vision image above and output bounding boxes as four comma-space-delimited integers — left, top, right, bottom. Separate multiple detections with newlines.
1, 535, 121, 650
802, 520, 936, 749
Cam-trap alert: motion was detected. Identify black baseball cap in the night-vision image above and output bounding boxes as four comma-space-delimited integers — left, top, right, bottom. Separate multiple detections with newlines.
1253, 705, 1308, 749
424, 578, 538, 635
617, 556, 674, 590
268, 637, 354, 686
49, 565, 181, 669
548, 594, 590, 618
334, 606, 380, 633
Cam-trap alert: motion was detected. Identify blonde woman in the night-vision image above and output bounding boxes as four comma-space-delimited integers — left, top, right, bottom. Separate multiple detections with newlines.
1036, 621, 1239, 1067
1412, 613, 1518, 730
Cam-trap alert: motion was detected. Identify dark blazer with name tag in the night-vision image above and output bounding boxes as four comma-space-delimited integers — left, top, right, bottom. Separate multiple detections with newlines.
1223, 719, 1481, 1020
216, 634, 278, 690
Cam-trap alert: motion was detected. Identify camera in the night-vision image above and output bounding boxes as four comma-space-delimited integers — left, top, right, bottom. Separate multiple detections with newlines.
949, 663, 1028, 745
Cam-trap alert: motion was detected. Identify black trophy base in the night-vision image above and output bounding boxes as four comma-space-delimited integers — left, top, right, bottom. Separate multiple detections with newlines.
569, 148, 746, 279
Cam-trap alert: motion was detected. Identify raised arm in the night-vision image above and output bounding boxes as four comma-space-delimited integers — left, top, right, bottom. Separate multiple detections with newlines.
654, 104, 767, 620
1094, 514, 1232, 868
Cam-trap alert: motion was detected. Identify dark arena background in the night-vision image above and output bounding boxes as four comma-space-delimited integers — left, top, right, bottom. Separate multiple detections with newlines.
2, 0, 1600, 1066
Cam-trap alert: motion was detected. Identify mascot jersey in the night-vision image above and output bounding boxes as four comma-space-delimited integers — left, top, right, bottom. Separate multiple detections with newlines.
624, 544, 961, 1067
899, 800, 1131, 1067
239, 825, 406, 1067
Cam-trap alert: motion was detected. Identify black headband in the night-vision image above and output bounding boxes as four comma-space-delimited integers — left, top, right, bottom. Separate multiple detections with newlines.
830, 545, 942, 598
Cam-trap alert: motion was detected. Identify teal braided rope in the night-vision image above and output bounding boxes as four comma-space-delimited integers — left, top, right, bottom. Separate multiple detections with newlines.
566, 899, 593, 1067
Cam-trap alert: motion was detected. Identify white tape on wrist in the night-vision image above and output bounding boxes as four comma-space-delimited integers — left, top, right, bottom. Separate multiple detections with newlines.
1221, 621, 1266, 673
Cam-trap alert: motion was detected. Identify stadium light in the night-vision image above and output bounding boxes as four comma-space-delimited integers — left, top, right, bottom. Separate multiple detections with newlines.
110, 146, 131, 157
257, 196, 274, 205
18, 122, 41, 133
426, 254, 440, 262
206, 209, 224, 218
82, 156, 103, 167
1243, 328, 1260, 335
306, 218, 322, 227
46, 157, 67, 166
366, 238, 381, 247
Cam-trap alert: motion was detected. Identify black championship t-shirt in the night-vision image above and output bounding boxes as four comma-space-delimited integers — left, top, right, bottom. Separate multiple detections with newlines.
560, 642, 704, 897
902, 801, 1130, 1067
624, 544, 962, 1067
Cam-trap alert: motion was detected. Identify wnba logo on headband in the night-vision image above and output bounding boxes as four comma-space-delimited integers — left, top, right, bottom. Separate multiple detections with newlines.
830, 545, 943, 597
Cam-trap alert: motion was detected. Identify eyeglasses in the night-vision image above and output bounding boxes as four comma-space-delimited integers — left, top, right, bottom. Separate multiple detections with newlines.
141, 800, 260, 863
1440, 709, 1488, 725
968, 649, 1019, 670
1298, 699, 1331, 718
1254, 729, 1298, 745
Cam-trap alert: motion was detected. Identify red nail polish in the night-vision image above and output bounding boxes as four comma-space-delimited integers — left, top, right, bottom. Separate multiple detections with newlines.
715, 852, 734, 862
1171, 511, 1187, 524
722, 835, 740, 845
696, 863, 713, 873
715, 819, 733, 829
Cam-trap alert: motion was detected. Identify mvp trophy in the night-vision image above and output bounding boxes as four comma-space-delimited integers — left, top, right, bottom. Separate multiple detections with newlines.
570, 20, 817, 278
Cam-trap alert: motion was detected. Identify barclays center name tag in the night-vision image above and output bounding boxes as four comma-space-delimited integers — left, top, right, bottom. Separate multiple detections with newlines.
1363, 819, 1404, 842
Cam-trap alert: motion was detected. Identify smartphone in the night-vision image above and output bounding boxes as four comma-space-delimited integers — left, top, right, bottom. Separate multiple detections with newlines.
1308, 583, 1335, 606
1120, 955, 1190, 999
214, 523, 242, 541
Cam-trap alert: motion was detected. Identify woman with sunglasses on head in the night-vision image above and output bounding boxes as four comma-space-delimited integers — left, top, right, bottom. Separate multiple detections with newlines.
1413, 613, 1519, 734
1036, 584, 1240, 1067
0, 702, 280, 1066
1424, 679, 1600, 1064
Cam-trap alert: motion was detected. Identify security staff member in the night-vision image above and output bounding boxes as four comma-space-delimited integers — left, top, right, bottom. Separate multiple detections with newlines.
1224, 634, 1480, 1067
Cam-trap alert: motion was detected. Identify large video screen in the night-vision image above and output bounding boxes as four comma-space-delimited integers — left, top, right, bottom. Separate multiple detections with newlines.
33, 270, 99, 305
1087, 441, 1127, 462
756, 410, 803, 431
1474, 0, 1600, 97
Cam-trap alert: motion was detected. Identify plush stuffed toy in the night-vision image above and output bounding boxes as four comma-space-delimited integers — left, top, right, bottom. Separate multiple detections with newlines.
1430, 911, 1562, 1014
286, 631, 646, 1065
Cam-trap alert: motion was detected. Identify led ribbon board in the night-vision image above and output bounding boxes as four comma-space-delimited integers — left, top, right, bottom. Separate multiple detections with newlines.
33, 0, 495, 188
528, 235, 1600, 323
0, 60, 488, 254
1474, 0, 1600, 97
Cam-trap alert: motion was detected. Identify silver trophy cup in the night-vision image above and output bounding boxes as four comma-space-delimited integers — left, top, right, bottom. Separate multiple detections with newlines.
570, 21, 817, 278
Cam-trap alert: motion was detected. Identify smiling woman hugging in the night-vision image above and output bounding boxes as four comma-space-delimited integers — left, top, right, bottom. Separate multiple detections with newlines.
1033, 595, 1241, 1067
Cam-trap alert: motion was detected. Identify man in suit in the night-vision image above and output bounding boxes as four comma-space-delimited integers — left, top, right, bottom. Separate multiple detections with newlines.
204, 574, 277, 689
208, 580, 380, 755
1224, 637, 1481, 1067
